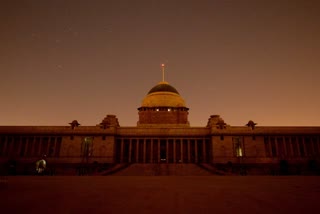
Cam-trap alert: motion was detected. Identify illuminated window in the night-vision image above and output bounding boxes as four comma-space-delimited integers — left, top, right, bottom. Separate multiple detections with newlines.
81, 137, 93, 159
233, 137, 244, 157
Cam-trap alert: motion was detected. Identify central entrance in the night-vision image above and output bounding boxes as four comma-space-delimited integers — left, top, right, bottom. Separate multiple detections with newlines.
160, 139, 167, 162
115, 138, 211, 163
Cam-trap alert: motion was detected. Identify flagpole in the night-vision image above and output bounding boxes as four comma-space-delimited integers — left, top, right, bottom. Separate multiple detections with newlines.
161, 64, 165, 82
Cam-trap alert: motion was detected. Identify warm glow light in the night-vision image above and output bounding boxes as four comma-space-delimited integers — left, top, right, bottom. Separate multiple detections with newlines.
161, 63, 165, 67
238, 148, 243, 157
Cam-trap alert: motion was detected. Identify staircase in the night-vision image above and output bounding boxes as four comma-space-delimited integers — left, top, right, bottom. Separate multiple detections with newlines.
110, 163, 214, 176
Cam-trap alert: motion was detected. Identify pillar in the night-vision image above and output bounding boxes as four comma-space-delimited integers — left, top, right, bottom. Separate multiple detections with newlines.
289, 137, 294, 157
158, 139, 160, 163
296, 137, 301, 157
173, 140, 176, 163
268, 137, 272, 157
120, 139, 124, 163
283, 137, 287, 157
195, 140, 198, 163
128, 139, 132, 163
31, 138, 35, 157
187, 140, 191, 163
202, 139, 206, 163
23, 138, 29, 157
2, 137, 7, 156
310, 137, 315, 156
143, 139, 146, 163
38, 138, 43, 157
274, 137, 279, 158
302, 137, 307, 156
317, 136, 320, 155
275, 137, 282, 159
53, 138, 57, 157
180, 138, 183, 163
136, 139, 139, 163
16, 137, 22, 157
166, 140, 169, 163
150, 139, 153, 163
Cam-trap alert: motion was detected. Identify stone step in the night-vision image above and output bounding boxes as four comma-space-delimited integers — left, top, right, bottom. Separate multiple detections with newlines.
111, 163, 214, 176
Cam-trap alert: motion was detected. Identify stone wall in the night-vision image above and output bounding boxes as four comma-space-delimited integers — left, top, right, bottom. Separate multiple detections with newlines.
138, 110, 189, 125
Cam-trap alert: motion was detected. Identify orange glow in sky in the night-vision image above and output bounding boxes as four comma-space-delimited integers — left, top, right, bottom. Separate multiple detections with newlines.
0, 1, 319, 126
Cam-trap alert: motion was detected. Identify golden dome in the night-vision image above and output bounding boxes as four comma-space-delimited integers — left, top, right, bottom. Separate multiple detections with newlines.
141, 82, 187, 108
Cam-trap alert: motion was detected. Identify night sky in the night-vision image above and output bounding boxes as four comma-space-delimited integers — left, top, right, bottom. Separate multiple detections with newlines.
1, 0, 319, 127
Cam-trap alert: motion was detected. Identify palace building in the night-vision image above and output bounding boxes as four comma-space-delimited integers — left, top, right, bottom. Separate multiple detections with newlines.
0, 70, 320, 175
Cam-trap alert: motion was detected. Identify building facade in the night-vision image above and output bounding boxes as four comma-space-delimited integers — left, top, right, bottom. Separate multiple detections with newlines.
0, 81, 320, 175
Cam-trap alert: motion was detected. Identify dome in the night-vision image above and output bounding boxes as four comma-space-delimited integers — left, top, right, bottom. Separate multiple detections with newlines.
141, 81, 187, 108
148, 81, 179, 94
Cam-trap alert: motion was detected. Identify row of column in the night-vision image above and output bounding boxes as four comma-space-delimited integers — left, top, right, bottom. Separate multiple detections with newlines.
264, 136, 320, 158
0, 136, 62, 158
115, 138, 211, 163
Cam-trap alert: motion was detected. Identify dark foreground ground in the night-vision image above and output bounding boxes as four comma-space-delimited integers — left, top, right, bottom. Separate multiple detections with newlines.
1, 176, 320, 214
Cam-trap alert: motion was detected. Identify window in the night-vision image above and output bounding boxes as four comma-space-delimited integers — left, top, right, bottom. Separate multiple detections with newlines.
81, 137, 94, 159
233, 137, 244, 157
220, 135, 224, 141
